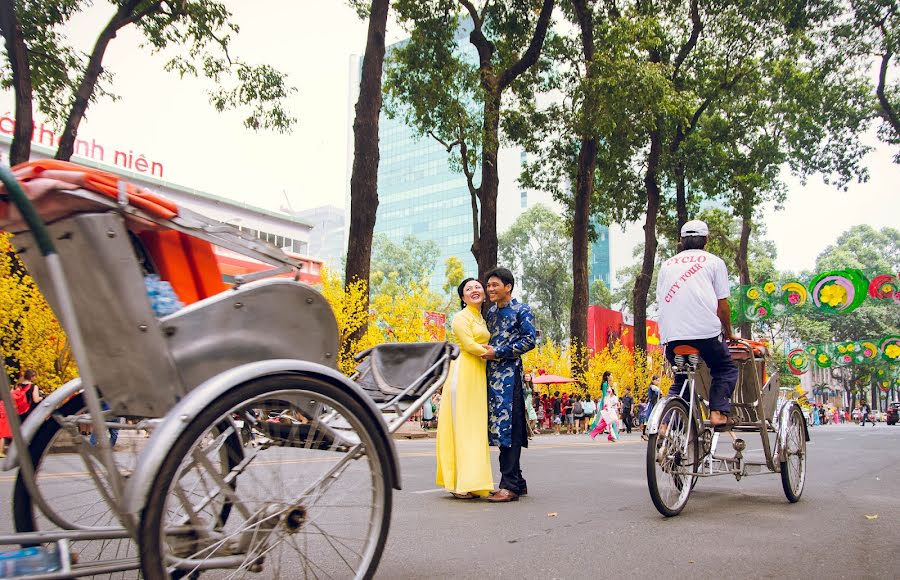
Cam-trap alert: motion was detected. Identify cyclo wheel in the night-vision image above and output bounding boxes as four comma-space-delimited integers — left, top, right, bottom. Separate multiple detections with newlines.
13, 394, 145, 574
646, 398, 699, 517
780, 405, 807, 502
138, 373, 393, 580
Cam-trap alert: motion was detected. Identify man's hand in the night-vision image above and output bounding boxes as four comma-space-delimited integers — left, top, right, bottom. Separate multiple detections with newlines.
481, 345, 497, 360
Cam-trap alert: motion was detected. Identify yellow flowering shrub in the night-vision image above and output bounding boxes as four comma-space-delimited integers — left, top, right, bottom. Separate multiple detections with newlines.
0, 233, 78, 391
524, 339, 672, 401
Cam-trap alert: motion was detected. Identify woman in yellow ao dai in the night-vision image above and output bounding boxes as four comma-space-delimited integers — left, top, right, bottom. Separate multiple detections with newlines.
435, 278, 494, 498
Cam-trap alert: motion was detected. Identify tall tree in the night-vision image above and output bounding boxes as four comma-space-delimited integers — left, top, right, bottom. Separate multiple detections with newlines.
370, 233, 439, 296
345, 0, 391, 347
499, 204, 573, 343
0, 1, 33, 165
385, 0, 555, 279
1, 1, 295, 162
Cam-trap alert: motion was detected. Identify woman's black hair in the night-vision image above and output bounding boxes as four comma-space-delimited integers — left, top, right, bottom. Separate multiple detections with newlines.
457, 277, 480, 309
602, 371, 611, 383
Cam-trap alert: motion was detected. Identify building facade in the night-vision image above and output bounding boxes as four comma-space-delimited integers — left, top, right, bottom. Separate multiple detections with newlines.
1, 135, 323, 285
291, 205, 346, 270
590, 221, 612, 289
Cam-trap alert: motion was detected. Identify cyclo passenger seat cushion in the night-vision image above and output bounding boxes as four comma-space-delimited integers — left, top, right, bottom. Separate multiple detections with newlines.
728, 340, 769, 360
2, 160, 226, 304
673, 345, 700, 355
355, 342, 449, 403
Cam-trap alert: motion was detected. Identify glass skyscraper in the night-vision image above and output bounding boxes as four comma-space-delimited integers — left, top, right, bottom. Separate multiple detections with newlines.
375, 113, 476, 290
590, 221, 611, 288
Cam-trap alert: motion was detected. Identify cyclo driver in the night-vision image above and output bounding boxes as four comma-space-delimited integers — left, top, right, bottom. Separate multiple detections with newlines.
656, 219, 738, 431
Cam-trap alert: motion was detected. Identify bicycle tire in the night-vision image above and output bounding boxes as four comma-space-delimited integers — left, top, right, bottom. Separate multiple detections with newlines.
138, 373, 393, 580
780, 405, 806, 503
646, 398, 699, 517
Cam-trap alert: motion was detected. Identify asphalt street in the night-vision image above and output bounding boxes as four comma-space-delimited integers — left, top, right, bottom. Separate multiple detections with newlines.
0, 422, 895, 579
376, 423, 899, 580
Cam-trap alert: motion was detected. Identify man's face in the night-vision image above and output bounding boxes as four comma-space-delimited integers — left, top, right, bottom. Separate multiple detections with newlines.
486, 276, 512, 303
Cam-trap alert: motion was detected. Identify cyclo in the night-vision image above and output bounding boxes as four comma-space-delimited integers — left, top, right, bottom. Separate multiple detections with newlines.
644, 339, 809, 517
0, 162, 455, 578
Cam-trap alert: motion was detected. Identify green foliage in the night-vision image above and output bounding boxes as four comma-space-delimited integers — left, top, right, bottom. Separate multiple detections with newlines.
498, 204, 572, 343
370, 233, 440, 297
590, 278, 613, 308
442, 255, 466, 298
1, 0, 295, 132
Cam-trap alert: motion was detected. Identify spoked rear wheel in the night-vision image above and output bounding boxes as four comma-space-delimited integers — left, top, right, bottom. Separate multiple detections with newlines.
780, 406, 806, 502
13, 394, 145, 578
647, 399, 699, 517
138, 374, 393, 580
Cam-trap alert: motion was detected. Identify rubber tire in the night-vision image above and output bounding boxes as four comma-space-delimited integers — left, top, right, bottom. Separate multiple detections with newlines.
138, 373, 394, 580
647, 398, 699, 517
13, 394, 89, 536
780, 406, 806, 503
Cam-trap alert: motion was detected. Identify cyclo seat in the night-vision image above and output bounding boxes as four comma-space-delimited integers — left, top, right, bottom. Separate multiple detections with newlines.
673, 345, 700, 355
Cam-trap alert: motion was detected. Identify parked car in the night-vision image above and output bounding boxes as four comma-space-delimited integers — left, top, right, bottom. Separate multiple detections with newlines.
887, 402, 899, 426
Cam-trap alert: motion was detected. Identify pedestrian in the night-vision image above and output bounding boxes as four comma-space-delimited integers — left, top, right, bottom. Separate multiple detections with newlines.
594, 386, 620, 442
621, 389, 634, 434
859, 401, 875, 427
552, 391, 562, 434
642, 376, 661, 440
564, 393, 575, 434
89, 400, 121, 448
435, 278, 494, 499
582, 394, 595, 434
536, 395, 546, 432
588, 371, 612, 439
0, 390, 11, 458
482, 267, 537, 502
15, 369, 43, 422
523, 373, 538, 436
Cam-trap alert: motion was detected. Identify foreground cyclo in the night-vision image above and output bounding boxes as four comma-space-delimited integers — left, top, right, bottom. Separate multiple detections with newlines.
645, 339, 809, 517
0, 161, 454, 578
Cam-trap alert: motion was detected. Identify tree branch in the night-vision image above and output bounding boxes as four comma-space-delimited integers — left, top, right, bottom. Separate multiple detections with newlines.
115, 0, 164, 31
672, 0, 702, 86
499, 0, 556, 89
876, 50, 900, 136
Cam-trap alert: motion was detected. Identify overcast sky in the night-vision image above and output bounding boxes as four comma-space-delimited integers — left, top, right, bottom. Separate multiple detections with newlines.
3, 1, 898, 286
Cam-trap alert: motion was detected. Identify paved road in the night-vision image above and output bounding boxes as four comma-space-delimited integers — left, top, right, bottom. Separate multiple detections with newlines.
377, 423, 899, 579
0, 422, 895, 578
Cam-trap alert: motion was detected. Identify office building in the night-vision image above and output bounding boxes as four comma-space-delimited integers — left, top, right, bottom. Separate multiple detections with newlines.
590, 221, 611, 289
292, 205, 346, 270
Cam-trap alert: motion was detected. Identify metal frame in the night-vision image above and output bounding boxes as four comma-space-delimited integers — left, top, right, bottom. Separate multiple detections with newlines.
647, 339, 804, 483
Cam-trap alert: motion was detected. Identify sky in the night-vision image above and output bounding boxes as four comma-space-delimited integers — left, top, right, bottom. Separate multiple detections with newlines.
3, 1, 898, 287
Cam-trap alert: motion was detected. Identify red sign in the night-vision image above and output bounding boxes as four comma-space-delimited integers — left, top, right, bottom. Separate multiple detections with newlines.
1, 113, 166, 177
587, 305, 661, 353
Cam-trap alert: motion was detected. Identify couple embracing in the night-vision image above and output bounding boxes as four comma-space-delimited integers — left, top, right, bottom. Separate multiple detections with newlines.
435, 268, 537, 503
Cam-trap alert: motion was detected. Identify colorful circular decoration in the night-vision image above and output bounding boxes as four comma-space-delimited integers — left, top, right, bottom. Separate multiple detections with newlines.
808, 269, 869, 314
881, 336, 900, 362
787, 348, 809, 375
745, 286, 763, 301
813, 349, 833, 368
744, 300, 771, 322
763, 281, 777, 295
868, 274, 899, 300
835, 342, 854, 367
781, 281, 808, 308
858, 340, 878, 364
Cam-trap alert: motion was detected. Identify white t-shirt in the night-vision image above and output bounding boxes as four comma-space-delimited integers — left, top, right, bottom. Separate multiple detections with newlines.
656, 249, 730, 343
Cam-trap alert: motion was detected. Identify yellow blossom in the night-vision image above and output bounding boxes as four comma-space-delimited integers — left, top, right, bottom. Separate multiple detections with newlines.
886, 344, 900, 360
819, 284, 847, 307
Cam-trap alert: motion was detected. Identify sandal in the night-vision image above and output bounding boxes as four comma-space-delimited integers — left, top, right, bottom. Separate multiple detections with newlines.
451, 492, 475, 499
712, 416, 737, 432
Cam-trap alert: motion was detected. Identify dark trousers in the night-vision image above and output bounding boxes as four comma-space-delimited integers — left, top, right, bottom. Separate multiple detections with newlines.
623, 408, 633, 433
499, 373, 528, 493
665, 336, 738, 414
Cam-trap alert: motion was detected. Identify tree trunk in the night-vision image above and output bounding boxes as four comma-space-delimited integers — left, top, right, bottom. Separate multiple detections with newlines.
0, 1, 33, 165
736, 214, 752, 339
674, 158, 688, 231
570, 0, 595, 379
633, 124, 663, 355
344, 0, 390, 347
476, 90, 501, 280
55, 0, 147, 160
877, 51, 900, 138
571, 139, 595, 377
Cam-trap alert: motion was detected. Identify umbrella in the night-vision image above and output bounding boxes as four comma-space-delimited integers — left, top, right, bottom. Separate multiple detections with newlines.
532, 374, 578, 385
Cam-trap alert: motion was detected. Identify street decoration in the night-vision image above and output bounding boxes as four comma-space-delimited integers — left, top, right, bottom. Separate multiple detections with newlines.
731, 269, 899, 324
786, 335, 900, 377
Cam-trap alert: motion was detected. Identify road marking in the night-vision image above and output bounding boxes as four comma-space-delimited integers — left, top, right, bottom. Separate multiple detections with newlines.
411, 488, 446, 494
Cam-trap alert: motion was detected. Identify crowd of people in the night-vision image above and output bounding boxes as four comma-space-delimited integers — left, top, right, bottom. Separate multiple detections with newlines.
0, 369, 44, 458
806, 401, 882, 426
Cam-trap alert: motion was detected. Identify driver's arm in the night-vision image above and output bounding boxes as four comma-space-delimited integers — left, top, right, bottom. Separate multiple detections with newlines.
717, 298, 735, 340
